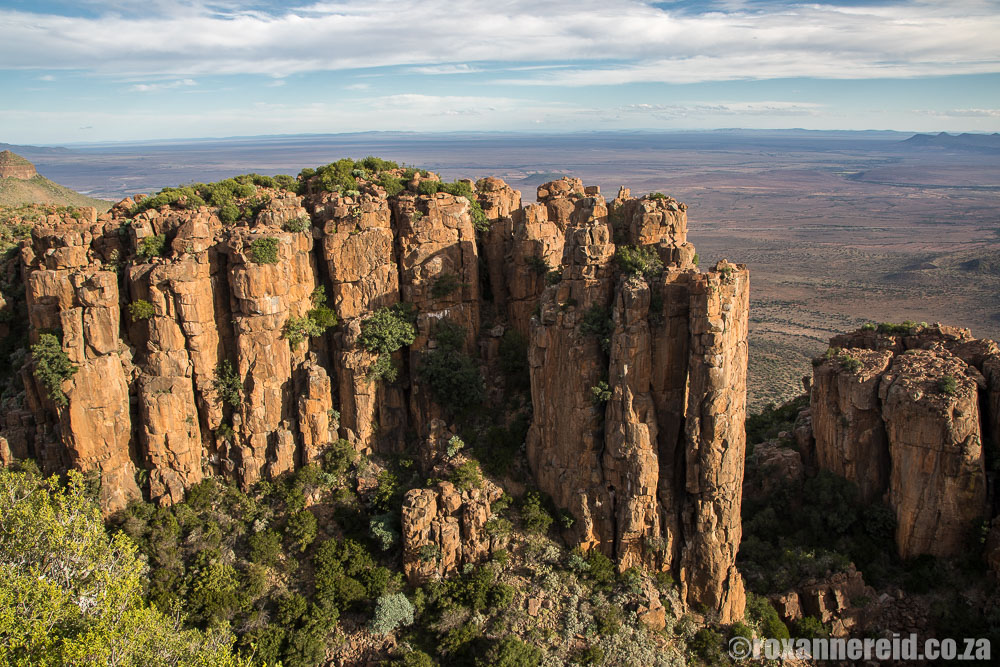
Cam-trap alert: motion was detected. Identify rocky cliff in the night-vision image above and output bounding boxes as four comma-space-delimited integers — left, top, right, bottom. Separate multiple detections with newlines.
801, 324, 996, 561
0, 167, 749, 622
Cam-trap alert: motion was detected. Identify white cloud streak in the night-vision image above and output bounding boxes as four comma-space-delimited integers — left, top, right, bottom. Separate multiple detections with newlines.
0, 1, 997, 83
129, 78, 197, 92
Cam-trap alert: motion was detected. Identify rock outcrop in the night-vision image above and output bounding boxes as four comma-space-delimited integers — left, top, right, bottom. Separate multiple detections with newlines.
804, 324, 995, 561
2, 169, 749, 622
525, 181, 749, 622
0, 150, 37, 180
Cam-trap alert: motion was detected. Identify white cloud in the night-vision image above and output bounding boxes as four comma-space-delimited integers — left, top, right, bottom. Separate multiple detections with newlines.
344, 83, 371, 91
619, 101, 824, 117
0, 1, 996, 83
129, 78, 197, 92
408, 64, 483, 75
920, 108, 1000, 118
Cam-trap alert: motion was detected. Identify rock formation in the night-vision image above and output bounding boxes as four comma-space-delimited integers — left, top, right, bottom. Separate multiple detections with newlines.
803, 324, 995, 561
1, 169, 749, 622
0, 150, 37, 180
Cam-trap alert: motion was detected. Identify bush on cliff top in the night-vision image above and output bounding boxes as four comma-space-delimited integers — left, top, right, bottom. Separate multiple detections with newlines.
31, 333, 77, 406
130, 173, 296, 218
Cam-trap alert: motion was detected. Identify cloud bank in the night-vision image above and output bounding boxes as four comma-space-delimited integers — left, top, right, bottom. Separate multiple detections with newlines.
1, 0, 998, 83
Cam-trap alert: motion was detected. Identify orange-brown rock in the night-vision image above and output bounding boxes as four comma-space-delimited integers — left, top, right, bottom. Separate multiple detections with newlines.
809, 324, 997, 561
880, 349, 987, 559
810, 348, 893, 503
4, 170, 752, 626
526, 177, 749, 622
401, 477, 503, 583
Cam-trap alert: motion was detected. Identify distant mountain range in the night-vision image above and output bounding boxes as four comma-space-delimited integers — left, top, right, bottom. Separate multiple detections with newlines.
900, 132, 1000, 152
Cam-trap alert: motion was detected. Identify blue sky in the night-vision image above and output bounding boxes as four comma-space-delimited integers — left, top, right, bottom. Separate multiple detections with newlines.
1, 0, 998, 144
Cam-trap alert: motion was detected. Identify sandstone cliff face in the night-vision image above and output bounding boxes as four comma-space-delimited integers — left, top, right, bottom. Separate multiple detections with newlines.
524, 180, 749, 622
3, 171, 749, 622
806, 324, 995, 561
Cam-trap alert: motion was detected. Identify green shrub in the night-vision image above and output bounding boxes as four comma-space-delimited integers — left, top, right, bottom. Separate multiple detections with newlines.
580, 304, 613, 353
286, 509, 318, 552
877, 321, 919, 335
322, 439, 358, 478
373, 470, 400, 512
137, 234, 166, 260
615, 245, 663, 278
377, 174, 405, 197
31, 333, 77, 406
450, 461, 483, 492
213, 360, 242, 408
128, 299, 155, 320
216, 422, 236, 442
938, 375, 958, 395
370, 593, 414, 634
359, 304, 416, 355
283, 217, 310, 233
647, 191, 667, 200
590, 381, 611, 405
519, 492, 553, 535
418, 342, 485, 413
690, 628, 727, 664
748, 594, 790, 640
218, 204, 240, 225
526, 255, 550, 275
431, 272, 463, 299
249, 237, 280, 264
485, 637, 542, 666
446, 435, 465, 458
793, 615, 829, 639
283, 286, 337, 347
369, 513, 399, 551
247, 529, 282, 566
366, 353, 399, 383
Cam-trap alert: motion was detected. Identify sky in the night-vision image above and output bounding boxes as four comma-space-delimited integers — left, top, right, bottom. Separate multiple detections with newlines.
1, 0, 999, 144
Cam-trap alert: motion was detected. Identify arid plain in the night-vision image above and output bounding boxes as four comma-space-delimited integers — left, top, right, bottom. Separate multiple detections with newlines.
8, 130, 999, 410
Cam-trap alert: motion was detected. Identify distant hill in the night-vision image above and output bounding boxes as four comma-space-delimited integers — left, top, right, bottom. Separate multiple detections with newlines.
0, 151, 111, 211
900, 132, 1000, 153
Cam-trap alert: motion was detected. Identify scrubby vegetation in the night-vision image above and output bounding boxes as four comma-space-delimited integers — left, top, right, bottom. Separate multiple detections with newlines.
0, 467, 252, 666
580, 304, 614, 353
128, 298, 156, 320
417, 321, 485, 414
249, 237, 280, 264
30, 332, 77, 406
213, 360, 243, 408
414, 180, 490, 231
741, 398, 1000, 649
283, 286, 338, 347
130, 173, 296, 218
137, 234, 167, 260
615, 245, 663, 278
359, 304, 417, 383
